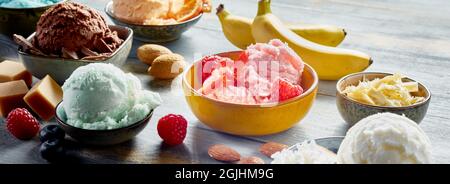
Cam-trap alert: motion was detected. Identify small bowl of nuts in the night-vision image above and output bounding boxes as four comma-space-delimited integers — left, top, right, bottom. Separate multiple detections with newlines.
136, 44, 186, 80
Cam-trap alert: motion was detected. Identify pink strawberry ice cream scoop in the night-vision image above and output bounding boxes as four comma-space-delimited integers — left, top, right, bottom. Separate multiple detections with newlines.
198, 39, 305, 104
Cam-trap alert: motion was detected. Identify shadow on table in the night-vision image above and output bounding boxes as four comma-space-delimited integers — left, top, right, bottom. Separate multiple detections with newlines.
0, 34, 18, 60
153, 143, 193, 164
51, 138, 138, 164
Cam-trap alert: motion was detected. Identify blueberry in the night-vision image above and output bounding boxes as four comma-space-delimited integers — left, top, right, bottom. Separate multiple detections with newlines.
39, 125, 65, 142
40, 139, 65, 161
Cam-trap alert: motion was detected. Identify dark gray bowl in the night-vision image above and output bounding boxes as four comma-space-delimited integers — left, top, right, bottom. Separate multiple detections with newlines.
288, 136, 344, 154
314, 136, 344, 154
336, 72, 431, 126
55, 102, 152, 146
105, 1, 202, 43
18, 25, 133, 85
0, 0, 67, 38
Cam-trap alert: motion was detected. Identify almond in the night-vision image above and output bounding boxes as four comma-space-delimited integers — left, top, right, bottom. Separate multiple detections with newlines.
237, 156, 265, 164
148, 53, 186, 79
137, 44, 172, 65
259, 142, 288, 158
208, 144, 241, 162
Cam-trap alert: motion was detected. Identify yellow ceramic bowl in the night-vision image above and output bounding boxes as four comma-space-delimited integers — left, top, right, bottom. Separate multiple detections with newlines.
182, 51, 318, 136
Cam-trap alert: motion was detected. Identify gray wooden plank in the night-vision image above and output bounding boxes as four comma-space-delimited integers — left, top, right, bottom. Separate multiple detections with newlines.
1, 0, 450, 164
199, 0, 450, 59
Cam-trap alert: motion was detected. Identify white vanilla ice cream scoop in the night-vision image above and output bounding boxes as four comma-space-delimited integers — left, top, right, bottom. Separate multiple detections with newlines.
337, 113, 432, 164
271, 140, 337, 164
62, 63, 162, 130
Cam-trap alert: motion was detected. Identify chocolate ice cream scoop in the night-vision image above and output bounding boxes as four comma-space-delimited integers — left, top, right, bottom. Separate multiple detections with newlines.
15, 1, 123, 60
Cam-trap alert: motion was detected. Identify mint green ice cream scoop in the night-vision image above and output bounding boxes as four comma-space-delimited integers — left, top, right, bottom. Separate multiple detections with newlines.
62, 63, 162, 130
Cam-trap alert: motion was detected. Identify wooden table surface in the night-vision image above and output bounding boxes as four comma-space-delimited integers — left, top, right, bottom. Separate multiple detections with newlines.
1, 0, 450, 164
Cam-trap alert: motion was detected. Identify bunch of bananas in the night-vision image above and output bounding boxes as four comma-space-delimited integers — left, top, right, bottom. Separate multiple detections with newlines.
216, 0, 372, 80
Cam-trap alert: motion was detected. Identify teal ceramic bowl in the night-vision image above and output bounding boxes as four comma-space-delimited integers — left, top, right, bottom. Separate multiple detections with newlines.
55, 102, 153, 146
17, 25, 133, 85
105, 1, 202, 43
0, 0, 66, 38
336, 72, 431, 126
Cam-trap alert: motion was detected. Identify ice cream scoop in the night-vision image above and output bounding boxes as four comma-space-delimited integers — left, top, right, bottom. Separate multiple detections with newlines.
200, 39, 305, 104
112, 0, 175, 25
14, 2, 123, 60
271, 140, 336, 164
337, 113, 432, 164
62, 63, 161, 130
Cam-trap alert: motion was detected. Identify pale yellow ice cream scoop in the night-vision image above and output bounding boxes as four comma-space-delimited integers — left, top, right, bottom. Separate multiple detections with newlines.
112, 0, 174, 24
337, 113, 432, 164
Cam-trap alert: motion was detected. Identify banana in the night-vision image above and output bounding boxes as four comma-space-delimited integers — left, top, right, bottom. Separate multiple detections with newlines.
287, 23, 346, 47
216, 4, 346, 49
216, 4, 255, 50
251, 0, 372, 80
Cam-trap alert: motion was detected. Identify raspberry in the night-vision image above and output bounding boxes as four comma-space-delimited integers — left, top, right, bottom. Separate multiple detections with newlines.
237, 51, 249, 62
157, 114, 188, 146
277, 79, 303, 102
6, 108, 40, 140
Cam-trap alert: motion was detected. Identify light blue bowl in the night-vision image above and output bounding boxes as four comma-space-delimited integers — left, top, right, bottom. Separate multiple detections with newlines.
18, 25, 133, 85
